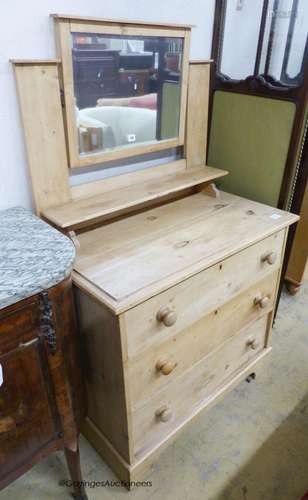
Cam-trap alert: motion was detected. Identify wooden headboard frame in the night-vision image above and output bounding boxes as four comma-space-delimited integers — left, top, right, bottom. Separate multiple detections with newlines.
12, 17, 221, 231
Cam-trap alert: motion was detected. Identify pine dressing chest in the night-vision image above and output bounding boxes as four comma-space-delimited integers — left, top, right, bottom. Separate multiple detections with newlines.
12, 14, 299, 486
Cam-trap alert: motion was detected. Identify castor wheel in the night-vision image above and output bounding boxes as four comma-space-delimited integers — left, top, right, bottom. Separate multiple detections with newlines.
246, 373, 256, 383
286, 282, 301, 295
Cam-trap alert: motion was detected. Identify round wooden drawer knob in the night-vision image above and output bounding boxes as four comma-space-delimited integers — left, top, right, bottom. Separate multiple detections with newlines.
261, 251, 277, 265
156, 306, 177, 327
254, 294, 270, 309
247, 338, 258, 350
156, 358, 177, 376
155, 405, 173, 422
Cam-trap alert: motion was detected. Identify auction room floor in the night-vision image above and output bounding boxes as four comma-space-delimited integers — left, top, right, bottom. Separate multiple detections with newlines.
2, 283, 308, 500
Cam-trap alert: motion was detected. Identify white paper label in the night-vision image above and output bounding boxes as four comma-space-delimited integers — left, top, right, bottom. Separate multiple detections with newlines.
127, 134, 136, 143
0, 364, 3, 387
270, 213, 282, 220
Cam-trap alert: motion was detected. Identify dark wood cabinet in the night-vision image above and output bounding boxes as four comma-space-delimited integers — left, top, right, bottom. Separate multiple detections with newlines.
73, 48, 120, 108
0, 278, 87, 499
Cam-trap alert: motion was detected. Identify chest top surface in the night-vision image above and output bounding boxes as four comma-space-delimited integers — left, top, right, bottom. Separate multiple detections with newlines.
0, 207, 75, 310
74, 191, 298, 313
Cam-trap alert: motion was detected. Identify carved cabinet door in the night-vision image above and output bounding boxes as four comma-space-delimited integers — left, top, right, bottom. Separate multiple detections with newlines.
0, 333, 61, 486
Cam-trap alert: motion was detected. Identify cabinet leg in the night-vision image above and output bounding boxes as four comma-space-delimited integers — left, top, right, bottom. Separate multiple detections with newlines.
64, 443, 88, 500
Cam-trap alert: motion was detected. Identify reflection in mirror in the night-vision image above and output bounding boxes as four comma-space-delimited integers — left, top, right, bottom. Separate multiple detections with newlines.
71, 33, 184, 156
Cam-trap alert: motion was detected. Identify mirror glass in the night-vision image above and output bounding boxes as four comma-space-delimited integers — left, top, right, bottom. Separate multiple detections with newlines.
71, 32, 184, 156
218, 0, 307, 85
219, 0, 264, 80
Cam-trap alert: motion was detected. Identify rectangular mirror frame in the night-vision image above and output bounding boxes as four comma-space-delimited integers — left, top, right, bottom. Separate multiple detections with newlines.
53, 15, 191, 168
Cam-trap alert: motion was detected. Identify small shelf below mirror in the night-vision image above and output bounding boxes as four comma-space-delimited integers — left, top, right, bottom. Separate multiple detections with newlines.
42, 165, 228, 231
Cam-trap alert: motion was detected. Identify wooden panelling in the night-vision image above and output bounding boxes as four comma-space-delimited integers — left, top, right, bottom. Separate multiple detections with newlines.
13, 62, 71, 214
123, 233, 283, 356
70, 22, 187, 38
11, 17, 299, 488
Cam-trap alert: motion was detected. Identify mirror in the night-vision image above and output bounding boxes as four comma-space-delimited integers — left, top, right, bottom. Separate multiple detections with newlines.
284, 0, 308, 83
218, 0, 307, 85
71, 32, 184, 156
219, 0, 264, 80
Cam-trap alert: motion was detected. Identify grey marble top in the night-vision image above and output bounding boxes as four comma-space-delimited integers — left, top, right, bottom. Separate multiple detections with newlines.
0, 207, 75, 309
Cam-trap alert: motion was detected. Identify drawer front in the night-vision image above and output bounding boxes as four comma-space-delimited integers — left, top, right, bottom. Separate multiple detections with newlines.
124, 230, 284, 357
128, 272, 278, 405
131, 315, 269, 458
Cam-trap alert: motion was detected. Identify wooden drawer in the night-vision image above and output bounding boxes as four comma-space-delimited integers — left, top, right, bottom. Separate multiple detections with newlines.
123, 231, 284, 357
128, 272, 278, 405
131, 315, 269, 458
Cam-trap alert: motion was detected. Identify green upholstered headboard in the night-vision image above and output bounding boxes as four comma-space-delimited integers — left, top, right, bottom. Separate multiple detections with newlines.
208, 91, 296, 207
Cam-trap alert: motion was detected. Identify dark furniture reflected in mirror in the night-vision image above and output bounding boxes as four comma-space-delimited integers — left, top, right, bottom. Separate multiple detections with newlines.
53, 15, 191, 168
71, 32, 183, 157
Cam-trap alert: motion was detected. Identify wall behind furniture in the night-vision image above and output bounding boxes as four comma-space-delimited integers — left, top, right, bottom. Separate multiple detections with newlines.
0, 0, 215, 211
